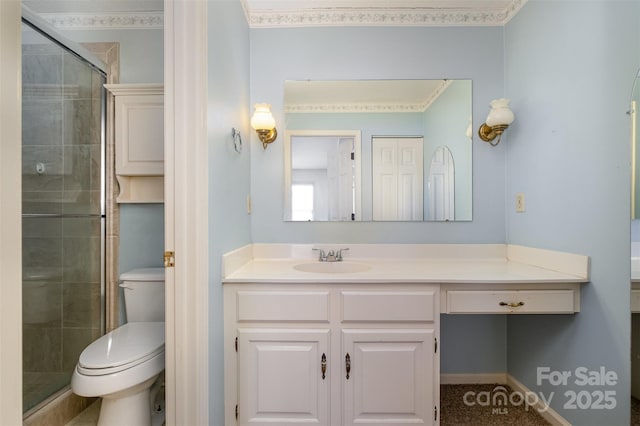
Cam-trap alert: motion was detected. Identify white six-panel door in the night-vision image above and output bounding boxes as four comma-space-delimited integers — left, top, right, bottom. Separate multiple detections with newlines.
372, 137, 424, 221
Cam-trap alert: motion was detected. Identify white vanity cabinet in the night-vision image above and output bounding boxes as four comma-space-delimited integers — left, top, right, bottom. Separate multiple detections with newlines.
224, 284, 440, 426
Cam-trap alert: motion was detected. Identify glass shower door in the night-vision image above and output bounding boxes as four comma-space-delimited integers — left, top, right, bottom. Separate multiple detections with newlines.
21, 21, 105, 413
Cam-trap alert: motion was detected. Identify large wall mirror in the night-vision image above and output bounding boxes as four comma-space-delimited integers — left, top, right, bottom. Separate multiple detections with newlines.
284, 79, 473, 222
632, 72, 640, 219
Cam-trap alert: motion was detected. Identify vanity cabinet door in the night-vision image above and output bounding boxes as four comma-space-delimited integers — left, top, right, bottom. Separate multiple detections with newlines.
237, 328, 330, 426
342, 329, 436, 426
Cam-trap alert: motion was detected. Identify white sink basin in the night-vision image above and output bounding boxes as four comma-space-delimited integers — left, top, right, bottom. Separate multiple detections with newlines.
293, 261, 371, 274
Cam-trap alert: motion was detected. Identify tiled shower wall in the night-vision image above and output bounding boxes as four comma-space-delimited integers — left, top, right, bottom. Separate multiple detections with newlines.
21, 33, 104, 413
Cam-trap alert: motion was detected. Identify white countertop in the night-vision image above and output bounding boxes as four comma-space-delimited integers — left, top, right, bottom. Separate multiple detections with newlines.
223, 244, 590, 284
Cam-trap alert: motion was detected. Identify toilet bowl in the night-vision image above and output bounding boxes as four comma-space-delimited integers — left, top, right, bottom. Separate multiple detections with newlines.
71, 322, 165, 425
71, 268, 165, 426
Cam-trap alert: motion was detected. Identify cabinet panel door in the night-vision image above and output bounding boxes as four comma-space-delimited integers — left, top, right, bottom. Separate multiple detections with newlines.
342, 329, 435, 426
238, 328, 330, 425
114, 94, 164, 175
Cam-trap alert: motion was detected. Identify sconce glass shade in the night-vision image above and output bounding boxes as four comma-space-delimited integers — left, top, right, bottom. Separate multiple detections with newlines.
478, 98, 515, 146
465, 117, 473, 140
485, 98, 515, 127
251, 103, 276, 131
251, 103, 278, 149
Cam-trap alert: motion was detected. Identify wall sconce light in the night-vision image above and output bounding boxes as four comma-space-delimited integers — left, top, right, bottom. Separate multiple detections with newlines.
251, 103, 277, 149
478, 98, 515, 146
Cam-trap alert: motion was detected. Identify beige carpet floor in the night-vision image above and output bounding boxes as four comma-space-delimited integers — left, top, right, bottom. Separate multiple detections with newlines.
632, 397, 640, 426
440, 384, 550, 425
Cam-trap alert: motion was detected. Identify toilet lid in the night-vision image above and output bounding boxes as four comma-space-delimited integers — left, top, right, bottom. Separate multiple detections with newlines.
79, 322, 165, 372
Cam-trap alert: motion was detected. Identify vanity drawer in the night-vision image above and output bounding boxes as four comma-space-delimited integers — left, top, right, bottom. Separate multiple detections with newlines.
341, 291, 436, 322
446, 290, 576, 314
237, 291, 330, 322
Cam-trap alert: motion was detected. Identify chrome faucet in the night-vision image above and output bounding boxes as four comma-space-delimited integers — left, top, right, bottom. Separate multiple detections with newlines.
312, 248, 350, 262
312, 248, 326, 261
336, 248, 349, 261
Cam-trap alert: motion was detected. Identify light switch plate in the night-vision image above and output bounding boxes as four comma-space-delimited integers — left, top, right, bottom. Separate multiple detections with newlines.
515, 192, 525, 212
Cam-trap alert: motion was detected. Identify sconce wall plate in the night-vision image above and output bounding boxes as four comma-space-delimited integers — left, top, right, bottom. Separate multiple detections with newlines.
257, 128, 277, 149
478, 123, 508, 146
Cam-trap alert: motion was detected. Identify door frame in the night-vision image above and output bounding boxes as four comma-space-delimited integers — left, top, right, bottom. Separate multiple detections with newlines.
0, 0, 23, 423
0, 2, 212, 423
164, 0, 210, 424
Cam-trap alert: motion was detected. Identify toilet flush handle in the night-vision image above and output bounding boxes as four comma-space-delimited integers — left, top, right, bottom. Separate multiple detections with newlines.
119, 283, 133, 290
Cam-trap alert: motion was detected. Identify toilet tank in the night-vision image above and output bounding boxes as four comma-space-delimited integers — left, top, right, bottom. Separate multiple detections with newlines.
119, 268, 165, 322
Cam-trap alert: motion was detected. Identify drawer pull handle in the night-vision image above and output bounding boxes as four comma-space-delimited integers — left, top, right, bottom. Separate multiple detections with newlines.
345, 353, 351, 380
499, 301, 524, 308
321, 353, 327, 380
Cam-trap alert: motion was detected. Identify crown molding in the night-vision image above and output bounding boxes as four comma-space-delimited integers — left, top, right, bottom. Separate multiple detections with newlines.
285, 80, 452, 113
38, 12, 163, 30
244, 0, 527, 28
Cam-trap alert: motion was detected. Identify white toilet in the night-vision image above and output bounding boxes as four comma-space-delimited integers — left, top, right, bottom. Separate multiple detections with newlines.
71, 268, 165, 426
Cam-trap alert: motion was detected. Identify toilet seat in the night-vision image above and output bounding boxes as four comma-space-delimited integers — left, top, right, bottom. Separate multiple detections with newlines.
78, 322, 165, 376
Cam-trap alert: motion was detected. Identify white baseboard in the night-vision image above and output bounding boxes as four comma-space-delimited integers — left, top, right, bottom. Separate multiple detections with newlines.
441, 373, 507, 384
440, 373, 570, 426
506, 374, 570, 426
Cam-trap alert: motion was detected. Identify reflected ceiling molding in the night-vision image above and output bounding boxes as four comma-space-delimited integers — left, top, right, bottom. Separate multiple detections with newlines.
285, 80, 452, 114
285, 103, 428, 113
243, 0, 527, 28
23, 84, 80, 99
38, 12, 163, 30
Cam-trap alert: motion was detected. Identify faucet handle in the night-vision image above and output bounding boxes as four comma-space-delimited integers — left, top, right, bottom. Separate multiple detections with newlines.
312, 248, 326, 261
336, 248, 350, 261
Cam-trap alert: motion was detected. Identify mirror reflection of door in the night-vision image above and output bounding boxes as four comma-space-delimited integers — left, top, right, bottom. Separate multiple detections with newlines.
290, 135, 357, 221
372, 136, 424, 221
427, 146, 455, 221
327, 138, 355, 220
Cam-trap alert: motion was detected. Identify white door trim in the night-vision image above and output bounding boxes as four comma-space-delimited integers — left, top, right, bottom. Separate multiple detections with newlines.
0, 0, 22, 423
164, 0, 209, 424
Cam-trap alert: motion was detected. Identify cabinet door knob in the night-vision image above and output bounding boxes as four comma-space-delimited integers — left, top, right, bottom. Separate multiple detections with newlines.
321, 353, 327, 380
345, 353, 351, 380
499, 301, 524, 308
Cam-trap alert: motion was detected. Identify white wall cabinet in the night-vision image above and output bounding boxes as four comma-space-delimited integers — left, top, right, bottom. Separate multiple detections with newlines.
224, 284, 440, 426
105, 84, 164, 203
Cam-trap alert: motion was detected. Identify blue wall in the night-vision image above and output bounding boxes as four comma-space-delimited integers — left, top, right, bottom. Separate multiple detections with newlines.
208, 1, 252, 424
504, 1, 640, 424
